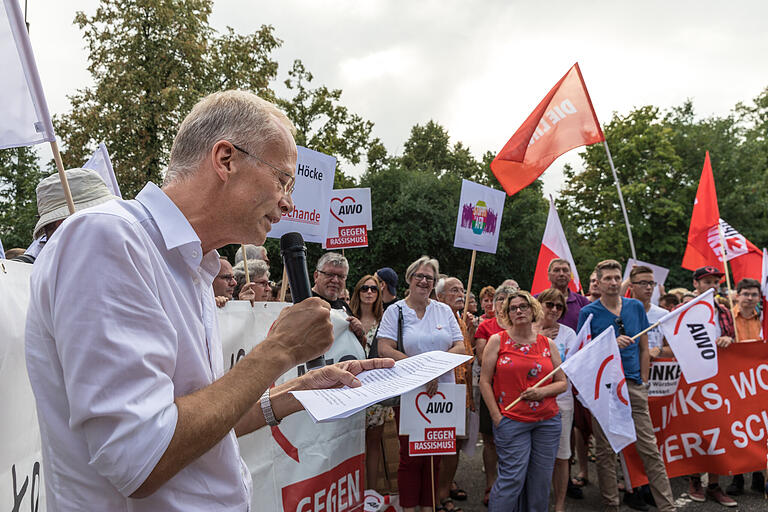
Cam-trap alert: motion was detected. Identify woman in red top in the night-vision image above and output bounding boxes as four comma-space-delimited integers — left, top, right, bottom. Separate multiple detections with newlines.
479, 290, 566, 512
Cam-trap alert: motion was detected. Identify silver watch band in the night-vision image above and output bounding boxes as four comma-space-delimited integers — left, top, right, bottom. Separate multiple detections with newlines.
260, 388, 281, 426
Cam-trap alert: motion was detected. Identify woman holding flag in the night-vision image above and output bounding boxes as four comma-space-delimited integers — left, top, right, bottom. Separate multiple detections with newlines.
479, 290, 566, 512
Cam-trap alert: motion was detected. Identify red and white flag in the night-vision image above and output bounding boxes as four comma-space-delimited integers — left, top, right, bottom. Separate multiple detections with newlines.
682, 152, 762, 282
657, 289, 718, 383
560, 327, 636, 452
567, 313, 593, 359
490, 63, 604, 196
531, 196, 580, 294
0, 0, 56, 149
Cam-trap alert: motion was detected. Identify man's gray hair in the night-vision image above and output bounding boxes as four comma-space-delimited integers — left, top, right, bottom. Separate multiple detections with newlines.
164, 90, 296, 185
405, 256, 440, 284
235, 244, 267, 264
233, 259, 270, 289
494, 285, 518, 300
316, 252, 349, 272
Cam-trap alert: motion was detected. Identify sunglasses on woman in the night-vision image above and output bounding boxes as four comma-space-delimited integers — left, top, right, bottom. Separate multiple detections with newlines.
544, 301, 564, 311
360, 285, 379, 293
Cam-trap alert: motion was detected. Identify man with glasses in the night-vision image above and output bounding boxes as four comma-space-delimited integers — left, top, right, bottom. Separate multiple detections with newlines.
312, 252, 366, 343
629, 266, 668, 357
213, 256, 237, 307
577, 260, 676, 512
25, 90, 392, 510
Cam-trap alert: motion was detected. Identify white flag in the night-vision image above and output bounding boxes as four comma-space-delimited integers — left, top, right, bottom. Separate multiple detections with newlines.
656, 288, 718, 383
560, 327, 636, 452
0, 0, 55, 149
567, 313, 592, 359
83, 142, 122, 198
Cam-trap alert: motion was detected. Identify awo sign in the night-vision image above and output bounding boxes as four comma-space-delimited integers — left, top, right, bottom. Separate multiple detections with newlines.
399, 383, 465, 456
282, 454, 364, 512
322, 188, 372, 249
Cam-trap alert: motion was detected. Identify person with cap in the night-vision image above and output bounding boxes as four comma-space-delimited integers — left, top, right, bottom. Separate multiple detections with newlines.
376, 267, 399, 310
25, 90, 393, 511
12, 168, 117, 264
686, 266, 737, 507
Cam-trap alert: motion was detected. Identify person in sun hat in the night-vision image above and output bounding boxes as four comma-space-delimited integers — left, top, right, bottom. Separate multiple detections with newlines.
12, 168, 117, 264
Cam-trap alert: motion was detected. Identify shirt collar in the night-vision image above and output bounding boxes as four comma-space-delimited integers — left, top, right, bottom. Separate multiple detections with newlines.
136, 182, 205, 265
733, 304, 758, 319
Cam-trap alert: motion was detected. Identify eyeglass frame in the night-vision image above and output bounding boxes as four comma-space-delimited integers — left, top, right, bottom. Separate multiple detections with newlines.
230, 142, 296, 194
317, 269, 348, 281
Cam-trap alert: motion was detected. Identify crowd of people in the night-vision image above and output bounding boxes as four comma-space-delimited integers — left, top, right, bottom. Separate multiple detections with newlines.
5, 90, 766, 511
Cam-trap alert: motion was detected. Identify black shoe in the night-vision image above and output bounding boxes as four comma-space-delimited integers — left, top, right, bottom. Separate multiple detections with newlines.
566, 480, 584, 499
639, 485, 656, 507
726, 474, 744, 496
623, 490, 650, 511
751, 471, 765, 493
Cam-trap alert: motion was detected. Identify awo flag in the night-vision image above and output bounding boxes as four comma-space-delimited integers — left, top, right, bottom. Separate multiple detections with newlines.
268, 146, 336, 244
0, 0, 56, 149
560, 327, 636, 452
622, 342, 768, 487
490, 63, 604, 196
567, 313, 592, 359
530, 196, 580, 294
657, 289, 718, 383
682, 152, 763, 282
83, 142, 121, 198
321, 188, 372, 249
453, 179, 506, 254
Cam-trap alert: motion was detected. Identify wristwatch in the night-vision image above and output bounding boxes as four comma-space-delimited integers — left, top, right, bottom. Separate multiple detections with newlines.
260, 388, 281, 426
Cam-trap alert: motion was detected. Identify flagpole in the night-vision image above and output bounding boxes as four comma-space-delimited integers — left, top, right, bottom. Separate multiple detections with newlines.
50, 141, 76, 215
278, 267, 288, 302
603, 140, 637, 260
462, 250, 477, 318
718, 224, 739, 342
241, 244, 254, 307
505, 364, 561, 410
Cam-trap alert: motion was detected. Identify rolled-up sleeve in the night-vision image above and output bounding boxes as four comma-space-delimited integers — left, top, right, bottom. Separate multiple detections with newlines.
47, 214, 179, 496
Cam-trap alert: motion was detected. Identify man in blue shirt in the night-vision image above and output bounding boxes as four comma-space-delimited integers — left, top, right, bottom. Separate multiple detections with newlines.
577, 259, 675, 512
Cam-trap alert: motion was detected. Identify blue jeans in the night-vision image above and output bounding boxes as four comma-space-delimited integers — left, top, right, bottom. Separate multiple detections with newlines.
490, 414, 561, 512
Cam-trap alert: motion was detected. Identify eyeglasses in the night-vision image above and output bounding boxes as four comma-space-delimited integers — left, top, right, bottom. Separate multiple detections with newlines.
360, 285, 379, 293
317, 269, 347, 281
739, 291, 760, 298
508, 303, 530, 313
543, 301, 564, 311
231, 143, 296, 194
216, 274, 236, 282
412, 273, 435, 283
631, 280, 657, 287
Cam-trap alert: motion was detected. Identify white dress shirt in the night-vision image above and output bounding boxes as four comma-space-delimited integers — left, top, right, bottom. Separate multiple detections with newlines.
25, 182, 251, 511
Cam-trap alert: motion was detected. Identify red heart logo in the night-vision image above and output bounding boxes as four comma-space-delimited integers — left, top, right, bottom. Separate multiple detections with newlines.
415, 391, 446, 424
330, 196, 356, 224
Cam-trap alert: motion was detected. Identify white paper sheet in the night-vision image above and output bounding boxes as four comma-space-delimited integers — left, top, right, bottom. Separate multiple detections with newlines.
291, 351, 472, 423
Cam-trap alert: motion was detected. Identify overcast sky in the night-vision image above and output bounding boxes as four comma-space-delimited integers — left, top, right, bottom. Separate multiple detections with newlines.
25, 0, 768, 196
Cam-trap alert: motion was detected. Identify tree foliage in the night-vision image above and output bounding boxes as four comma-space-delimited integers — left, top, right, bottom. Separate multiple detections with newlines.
0, 147, 45, 249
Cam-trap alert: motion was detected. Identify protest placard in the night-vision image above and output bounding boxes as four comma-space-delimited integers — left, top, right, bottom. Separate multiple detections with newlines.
453, 179, 505, 254
399, 383, 466, 456
322, 187, 372, 249
268, 146, 336, 243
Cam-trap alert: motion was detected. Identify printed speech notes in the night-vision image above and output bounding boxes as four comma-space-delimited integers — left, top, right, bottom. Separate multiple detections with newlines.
291, 351, 472, 423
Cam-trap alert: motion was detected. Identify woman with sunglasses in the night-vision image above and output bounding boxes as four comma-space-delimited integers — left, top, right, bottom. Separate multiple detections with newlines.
350, 275, 392, 491
479, 290, 566, 512
534, 288, 577, 512
378, 256, 466, 512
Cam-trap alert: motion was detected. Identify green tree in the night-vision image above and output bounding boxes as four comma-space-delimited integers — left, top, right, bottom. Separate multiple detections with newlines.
55, 0, 281, 198
0, 147, 45, 249
278, 60, 374, 189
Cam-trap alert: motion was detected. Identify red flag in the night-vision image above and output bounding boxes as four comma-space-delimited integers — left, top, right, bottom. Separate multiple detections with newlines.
682, 152, 762, 282
531, 197, 581, 294
490, 63, 604, 196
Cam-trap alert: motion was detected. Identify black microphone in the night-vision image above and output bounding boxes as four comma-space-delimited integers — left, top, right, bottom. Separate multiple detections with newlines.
280, 232, 326, 370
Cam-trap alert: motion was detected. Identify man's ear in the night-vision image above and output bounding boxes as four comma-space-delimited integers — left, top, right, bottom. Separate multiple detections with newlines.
211, 141, 235, 183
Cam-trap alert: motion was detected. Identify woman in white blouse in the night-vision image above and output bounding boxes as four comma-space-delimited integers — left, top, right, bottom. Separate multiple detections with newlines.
378, 256, 466, 512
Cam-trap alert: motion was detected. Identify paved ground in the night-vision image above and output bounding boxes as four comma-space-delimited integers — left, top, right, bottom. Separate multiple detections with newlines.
451, 439, 767, 511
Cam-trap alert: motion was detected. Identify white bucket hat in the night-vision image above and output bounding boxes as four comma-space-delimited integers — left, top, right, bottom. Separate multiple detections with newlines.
33, 168, 118, 239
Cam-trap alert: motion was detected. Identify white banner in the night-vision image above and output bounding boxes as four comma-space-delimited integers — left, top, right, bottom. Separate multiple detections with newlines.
657, 288, 718, 383
83, 142, 122, 198
219, 302, 366, 511
623, 258, 669, 305
0, 0, 55, 149
269, 146, 336, 244
0, 260, 46, 511
453, 179, 505, 254
321, 187, 372, 249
